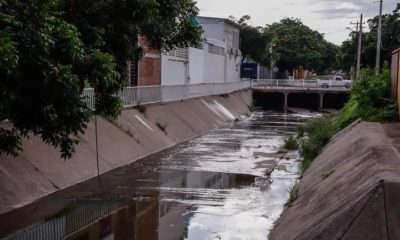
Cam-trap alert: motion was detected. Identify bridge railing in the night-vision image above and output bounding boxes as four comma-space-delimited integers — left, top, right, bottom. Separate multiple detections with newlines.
251, 79, 319, 88
83, 81, 251, 109
251, 79, 352, 89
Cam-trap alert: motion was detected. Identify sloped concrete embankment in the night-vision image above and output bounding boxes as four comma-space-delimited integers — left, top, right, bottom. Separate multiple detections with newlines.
0, 90, 252, 214
270, 121, 400, 240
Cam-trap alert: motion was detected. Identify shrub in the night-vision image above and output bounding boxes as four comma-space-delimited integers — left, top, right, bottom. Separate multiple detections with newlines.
156, 121, 168, 133
321, 169, 335, 180
299, 69, 398, 175
299, 116, 339, 173
286, 183, 300, 207
137, 103, 146, 114
336, 69, 398, 128
284, 135, 299, 150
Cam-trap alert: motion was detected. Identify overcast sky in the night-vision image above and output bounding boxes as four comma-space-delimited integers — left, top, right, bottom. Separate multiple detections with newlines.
196, 0, 399, 45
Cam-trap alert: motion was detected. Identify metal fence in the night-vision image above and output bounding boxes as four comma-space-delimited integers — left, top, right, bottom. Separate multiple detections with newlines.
2, 200, 123, 240
83, 81, 251, 110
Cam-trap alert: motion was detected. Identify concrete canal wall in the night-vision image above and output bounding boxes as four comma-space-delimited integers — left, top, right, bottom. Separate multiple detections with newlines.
0, 90, 252, 214
270, 121, 400, 240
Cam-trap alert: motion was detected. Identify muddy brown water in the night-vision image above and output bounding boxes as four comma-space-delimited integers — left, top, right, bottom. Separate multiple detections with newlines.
0, 111, 317, 240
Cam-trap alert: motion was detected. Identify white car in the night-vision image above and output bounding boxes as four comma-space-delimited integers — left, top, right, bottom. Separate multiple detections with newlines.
317, 76, 352, 89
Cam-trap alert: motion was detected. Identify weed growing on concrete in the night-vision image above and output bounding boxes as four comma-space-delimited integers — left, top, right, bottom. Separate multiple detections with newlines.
299, 70, 399, 176
299, 116, 339, 174
219, 93, 229, 98
277, 148, 288, 154
156, 121, 168, 133
297, 125, 305, 138
247, 103, 256, 112
137, 103, 146, 115
284, 135, 299, 150
321, 169, 335, 180
286, 183, 300, 207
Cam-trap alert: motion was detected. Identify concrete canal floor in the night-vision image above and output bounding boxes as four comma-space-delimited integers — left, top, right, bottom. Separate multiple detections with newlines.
0, 112, 315, 240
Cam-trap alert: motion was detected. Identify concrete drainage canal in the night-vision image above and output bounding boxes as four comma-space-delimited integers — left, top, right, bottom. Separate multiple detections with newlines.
0, 111, 318, 240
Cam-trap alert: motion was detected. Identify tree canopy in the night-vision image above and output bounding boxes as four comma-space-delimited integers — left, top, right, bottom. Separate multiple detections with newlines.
237, 15, 275, 66
338, 3, 400, 72
268, 18, 339, 75
0, 0, 202, 158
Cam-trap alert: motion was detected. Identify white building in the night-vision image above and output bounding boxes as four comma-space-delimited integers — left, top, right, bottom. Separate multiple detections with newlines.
161, 17, 242, 86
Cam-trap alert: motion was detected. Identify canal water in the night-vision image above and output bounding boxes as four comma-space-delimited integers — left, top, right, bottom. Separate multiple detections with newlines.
0, 111, 316, 240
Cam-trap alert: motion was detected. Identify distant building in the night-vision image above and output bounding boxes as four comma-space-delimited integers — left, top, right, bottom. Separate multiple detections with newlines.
196, 16, 242, 83
129, 16, 242, 87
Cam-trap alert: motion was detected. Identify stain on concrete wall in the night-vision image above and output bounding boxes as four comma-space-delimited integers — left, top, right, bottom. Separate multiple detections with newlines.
0, 90, 252, 214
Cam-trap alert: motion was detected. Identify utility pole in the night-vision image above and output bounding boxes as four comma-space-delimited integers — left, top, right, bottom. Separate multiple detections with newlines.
375, 0, 383, 75
357, 14, 363, 80
351, 14, 363, 80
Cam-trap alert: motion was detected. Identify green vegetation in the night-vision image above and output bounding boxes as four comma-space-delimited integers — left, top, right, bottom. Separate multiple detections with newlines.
236, 15, 275, 66
284, 135, 299, 150
321, 169, 335, 180
339, 4, 400, 72
156, 121, 168, 133
299, 69, 398, 174
0, 0, 201, 158
269, 18, 338, 76
247, 103, 256, 112
219, 93, 229, 99
286, 183, 300, 207
137, 103, 147, 115
299, 116, 339, 174
336, 69, 398, 127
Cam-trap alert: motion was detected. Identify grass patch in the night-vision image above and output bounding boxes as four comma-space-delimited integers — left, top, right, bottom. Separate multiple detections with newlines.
277, 148, 288, 154
156, 121, 168, 133
298, 69, 398, 175
247, 101, 257, 112
285, 183, 300, 207
299, 116, 339, 174
284, 135, 299, 150
321, 169, 335, 180
137, 103, 146, 115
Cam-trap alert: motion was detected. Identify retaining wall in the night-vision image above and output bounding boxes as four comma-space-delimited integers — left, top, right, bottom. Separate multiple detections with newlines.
270, 121, 400, 240
0, 90, 252, 214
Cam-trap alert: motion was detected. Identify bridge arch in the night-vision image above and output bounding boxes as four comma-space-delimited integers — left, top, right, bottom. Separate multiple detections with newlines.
287, 92, 320, 111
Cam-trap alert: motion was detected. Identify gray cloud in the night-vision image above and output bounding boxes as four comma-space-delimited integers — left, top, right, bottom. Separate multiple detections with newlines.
309, 0, 398, 19
313, 7, 360, 19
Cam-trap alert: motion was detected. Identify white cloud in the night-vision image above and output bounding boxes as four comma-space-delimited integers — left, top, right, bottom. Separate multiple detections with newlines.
196, 0, 399, 45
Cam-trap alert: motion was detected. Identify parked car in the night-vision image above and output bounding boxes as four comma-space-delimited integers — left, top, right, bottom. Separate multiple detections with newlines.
317, 76, 352, 89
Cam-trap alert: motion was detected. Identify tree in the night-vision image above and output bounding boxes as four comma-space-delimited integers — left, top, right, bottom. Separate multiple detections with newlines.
0, 0, 201, 158
238, 15, 275, 66
268, 18, 338, 76
338, 4, 400, 72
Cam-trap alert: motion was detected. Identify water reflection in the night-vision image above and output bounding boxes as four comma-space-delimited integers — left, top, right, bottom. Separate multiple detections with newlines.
0, 112, 316, 240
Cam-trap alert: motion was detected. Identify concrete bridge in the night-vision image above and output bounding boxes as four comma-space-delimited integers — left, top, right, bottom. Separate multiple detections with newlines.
82, 79, 350, 112
252, 80, 351, 111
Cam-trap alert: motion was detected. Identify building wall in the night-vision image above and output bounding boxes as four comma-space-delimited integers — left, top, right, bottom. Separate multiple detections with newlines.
203, 41, 226, 83
391, 49, 399, 100
188, 46, 205, 84
225, 53, 241, 82
138, 56, 161, 86
161, 48, 189, 86
133, 36, 162, 87
196, 18, 225, 42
